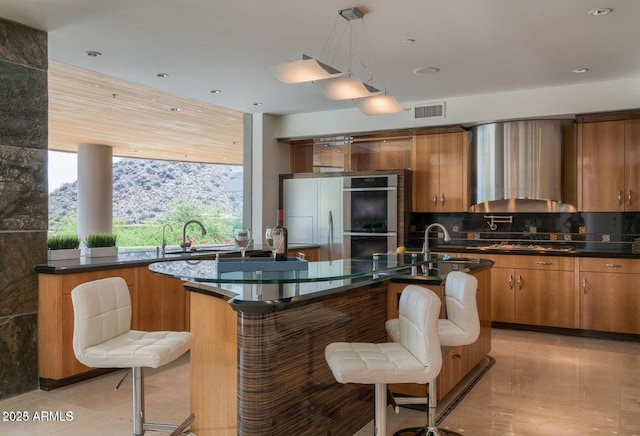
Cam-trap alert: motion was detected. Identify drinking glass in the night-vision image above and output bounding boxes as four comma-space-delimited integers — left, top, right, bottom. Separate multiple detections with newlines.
265, 227, 284, 260
233, 228, 252, 258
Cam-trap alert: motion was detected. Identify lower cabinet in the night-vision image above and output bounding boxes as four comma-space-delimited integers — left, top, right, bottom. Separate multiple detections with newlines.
484, 254, 577, 328
580, 258, 640, 334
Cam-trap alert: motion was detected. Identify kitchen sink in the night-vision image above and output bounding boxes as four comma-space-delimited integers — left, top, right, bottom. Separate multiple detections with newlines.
164, 244, 236, 256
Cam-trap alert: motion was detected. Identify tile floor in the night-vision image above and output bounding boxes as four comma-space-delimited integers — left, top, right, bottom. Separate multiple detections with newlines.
1, 328, 639, 435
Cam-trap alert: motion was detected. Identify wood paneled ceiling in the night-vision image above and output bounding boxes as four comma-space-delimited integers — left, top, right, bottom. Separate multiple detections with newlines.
48, 61, 245, 164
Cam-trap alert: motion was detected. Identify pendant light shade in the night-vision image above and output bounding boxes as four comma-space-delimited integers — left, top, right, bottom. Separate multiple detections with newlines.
315, 77, 381, 100
356, 92, 408, 115
269, 54, 343, 84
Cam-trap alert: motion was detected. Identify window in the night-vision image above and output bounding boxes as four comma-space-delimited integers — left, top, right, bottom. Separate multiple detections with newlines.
48, 151, 243, 249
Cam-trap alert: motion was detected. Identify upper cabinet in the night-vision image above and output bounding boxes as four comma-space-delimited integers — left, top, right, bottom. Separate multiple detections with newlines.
412, 132, 468, 212
580, 118, 640, 212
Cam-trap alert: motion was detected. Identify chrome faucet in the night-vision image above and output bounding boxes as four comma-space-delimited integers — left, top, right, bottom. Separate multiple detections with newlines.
422, 223, 452, 270
161, 223, 173, 255
181, 220, 207, 252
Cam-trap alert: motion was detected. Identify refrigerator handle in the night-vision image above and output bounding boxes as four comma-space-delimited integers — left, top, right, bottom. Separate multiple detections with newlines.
328, 211, 333, 262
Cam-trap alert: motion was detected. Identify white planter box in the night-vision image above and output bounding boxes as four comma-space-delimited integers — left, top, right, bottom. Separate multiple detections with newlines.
47, 248, 81, 261
85, 247, 119, 258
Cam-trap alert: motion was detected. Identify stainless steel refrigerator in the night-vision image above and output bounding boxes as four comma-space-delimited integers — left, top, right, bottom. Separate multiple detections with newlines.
283, 176, 343, 261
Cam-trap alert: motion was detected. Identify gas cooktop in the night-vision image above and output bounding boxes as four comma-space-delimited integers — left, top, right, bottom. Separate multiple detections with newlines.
467, 243, 575, 253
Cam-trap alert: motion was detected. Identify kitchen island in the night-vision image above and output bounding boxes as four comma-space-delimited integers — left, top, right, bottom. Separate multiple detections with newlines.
149, 255, 493, 435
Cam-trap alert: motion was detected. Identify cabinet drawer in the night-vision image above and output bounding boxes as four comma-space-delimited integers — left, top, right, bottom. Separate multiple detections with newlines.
579, 257, 639, 273
475, 254, 515, 269
512, 255, 575, 271
61, 269, 135, 294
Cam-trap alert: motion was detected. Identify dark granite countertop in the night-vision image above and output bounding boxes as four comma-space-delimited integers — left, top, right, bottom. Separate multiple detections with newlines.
34, 243, 319, 274
181, 257, 494, 313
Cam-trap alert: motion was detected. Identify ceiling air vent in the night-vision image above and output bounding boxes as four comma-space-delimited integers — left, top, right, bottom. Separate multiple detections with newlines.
413, 101, 445, 120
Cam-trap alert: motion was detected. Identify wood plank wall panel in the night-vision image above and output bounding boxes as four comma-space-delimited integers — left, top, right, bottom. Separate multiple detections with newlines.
236, 283, 388, 435
48, 61, 245, 164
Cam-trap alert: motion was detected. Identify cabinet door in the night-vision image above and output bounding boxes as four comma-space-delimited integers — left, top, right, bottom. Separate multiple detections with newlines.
438, 132, 466, 212
580, 272, 640, 334
491, 268, 515, 323
413, 134, 440, 211
515, 269, 576, 328
137, 267, 188, 331
581, 121, 625, 211
625, 119, 640, 211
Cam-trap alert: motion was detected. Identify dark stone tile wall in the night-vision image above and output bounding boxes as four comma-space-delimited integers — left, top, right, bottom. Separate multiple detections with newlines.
0, 17, 48, 399
409, 212, 640, 254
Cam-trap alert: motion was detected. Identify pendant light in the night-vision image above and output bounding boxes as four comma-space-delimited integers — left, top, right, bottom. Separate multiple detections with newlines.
269, 6, 406, 115
269, 54, 343, 84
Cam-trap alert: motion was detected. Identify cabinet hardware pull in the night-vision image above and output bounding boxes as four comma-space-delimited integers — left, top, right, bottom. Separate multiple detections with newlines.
629, 190, 633, 205
440, 193, 445, 206
508, 274, 513, 289
618, 190, 622, 206
582, 278, 587, 294
534, 261, 553, 265
603, 263, 622, 268
517, 275, 522, 289
433, 194, 438, 206
452, 354, 461, 361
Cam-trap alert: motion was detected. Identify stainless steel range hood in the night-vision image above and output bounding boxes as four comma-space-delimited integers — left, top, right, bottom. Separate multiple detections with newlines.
468, 119, 577, 213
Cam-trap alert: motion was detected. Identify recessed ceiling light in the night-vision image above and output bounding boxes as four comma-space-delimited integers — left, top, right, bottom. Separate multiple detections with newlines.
572, 68, 590, 74
168, 107, 182, 112
588, 8, 613, 16
403, 38, 416, 44
412, 66, 441, 75
156, 73, 170, 78
253, 102, 263, 106
210, 89, 222, 94
86, 51, 102, 57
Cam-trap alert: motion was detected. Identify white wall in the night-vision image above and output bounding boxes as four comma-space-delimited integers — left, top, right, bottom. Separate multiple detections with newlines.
274, 77, 640, 139
251, 113, 290, 244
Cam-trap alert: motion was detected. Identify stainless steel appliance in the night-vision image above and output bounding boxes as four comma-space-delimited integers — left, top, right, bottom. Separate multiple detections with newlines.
343, 174, 397, 257
468, 119, 577, 212
283, 176, 343, 261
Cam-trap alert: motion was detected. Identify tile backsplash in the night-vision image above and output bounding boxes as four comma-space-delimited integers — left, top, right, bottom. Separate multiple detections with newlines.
408, 212, 640, 254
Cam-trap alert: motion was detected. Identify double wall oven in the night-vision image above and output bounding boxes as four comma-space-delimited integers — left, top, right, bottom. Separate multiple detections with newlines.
343, 174, 398, 258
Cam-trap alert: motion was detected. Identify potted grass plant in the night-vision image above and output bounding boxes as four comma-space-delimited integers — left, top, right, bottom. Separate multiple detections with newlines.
47, 235, 81, 261
85, 233, 118, 258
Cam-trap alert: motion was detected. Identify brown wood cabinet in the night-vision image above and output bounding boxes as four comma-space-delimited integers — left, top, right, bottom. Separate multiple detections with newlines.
412, 132, 467, 212
580, 119, 640, 211
482, 254, 577, 328
38, 266, 189, 387
579, 258, 640, 334
38, 268, 136, 382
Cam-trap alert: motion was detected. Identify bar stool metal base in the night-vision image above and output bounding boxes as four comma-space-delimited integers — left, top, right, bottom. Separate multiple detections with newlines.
393, 426, 463, 436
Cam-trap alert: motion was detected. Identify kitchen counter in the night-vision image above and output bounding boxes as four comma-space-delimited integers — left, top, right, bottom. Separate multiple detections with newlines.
156, 255, 492, 435
33, 243, 319, 274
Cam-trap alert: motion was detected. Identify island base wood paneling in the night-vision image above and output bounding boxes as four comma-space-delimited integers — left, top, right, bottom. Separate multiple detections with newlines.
232, 283, 387, 435
189, 292, 237, 436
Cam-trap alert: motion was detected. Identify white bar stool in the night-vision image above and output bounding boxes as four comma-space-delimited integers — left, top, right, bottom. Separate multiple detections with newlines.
325, 285, 442, 436
386, 271, 480, 436
71, 277, 195, 436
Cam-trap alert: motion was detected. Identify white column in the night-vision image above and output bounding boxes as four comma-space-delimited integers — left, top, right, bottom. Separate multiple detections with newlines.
77, 144, 113, 244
